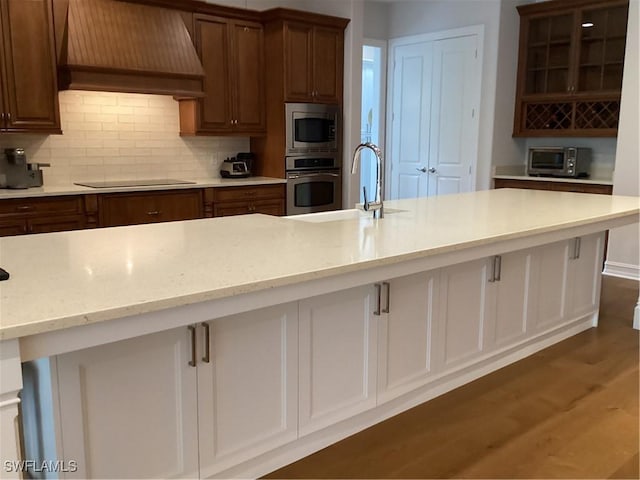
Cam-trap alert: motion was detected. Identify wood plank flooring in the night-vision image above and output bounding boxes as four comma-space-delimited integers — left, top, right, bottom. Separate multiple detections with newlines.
265, 275, 639, 479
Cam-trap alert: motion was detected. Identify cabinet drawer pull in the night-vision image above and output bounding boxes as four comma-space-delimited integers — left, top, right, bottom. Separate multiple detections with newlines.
202, 322, 211, 363
494, 255, 502, 282
382, 281, 390, 313
147, 210, 160, 216
374, 283, 382, 316
16, 205, 33, 212
188, 325, 197, 367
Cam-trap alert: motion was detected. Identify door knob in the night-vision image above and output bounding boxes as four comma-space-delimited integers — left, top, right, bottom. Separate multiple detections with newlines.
428, 167, 437, 174
416, 167, 427, 173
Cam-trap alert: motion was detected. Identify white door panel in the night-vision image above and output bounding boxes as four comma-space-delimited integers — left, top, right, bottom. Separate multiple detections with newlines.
389, 42, 431, 199
428, 35, 477, 196
388, 28, 481, 200
55, 329, 199, 479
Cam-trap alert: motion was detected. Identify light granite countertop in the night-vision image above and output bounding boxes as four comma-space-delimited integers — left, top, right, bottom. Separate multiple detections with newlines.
0, 189, 638, 340
0, 176, 286, 199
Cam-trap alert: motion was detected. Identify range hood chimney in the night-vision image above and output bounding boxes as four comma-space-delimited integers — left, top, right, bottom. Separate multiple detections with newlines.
56, 0, 205, 97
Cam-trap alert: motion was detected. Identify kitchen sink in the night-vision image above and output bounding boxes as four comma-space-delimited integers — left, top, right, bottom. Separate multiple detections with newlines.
288, 208, 406, 223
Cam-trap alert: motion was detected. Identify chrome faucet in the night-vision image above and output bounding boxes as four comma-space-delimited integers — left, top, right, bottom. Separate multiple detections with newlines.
351, 142, 384, 219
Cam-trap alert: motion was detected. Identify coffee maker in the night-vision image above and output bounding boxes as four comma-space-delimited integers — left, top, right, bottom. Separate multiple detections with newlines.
0, 148, 49, 189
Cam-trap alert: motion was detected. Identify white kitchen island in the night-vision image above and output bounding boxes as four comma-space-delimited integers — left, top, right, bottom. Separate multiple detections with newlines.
0, 189, 638, 479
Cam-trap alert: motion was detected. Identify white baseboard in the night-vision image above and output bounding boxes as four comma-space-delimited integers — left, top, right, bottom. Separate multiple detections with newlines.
603, 260, 640, 281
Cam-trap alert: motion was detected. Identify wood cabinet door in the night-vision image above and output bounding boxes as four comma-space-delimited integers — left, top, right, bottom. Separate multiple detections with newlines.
28, 215, 85, 234
0, 0, 60, 132
377, 271, 439, 404
312, 26, 343, 104
100, 190, 203, 227
0, 218, 26, 236
252, 199, 284, 216
284, 22, 314, 102
196, 15, 233, 133
197, 304, 298, 477
55, 328, 200, 479
230, 20, 265, 134
298, 285, 378, 436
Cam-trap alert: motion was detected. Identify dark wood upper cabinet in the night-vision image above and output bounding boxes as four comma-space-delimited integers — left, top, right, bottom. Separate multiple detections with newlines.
283, 21, 343, 104
0, 0, 61, 133
513, 0, 629, 137
179, 15, 265, 136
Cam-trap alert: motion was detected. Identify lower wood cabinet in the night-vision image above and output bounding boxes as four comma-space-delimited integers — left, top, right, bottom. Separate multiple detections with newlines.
53, 303, 298, 479
0, 196, 86, 236
211, 184, 285, 217
99, 189, 203, 227
494, 178, 613, 195
0, 184, 286, 236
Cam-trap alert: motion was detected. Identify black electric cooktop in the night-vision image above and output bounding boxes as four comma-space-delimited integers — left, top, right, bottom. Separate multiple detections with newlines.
74, 179, 196, 188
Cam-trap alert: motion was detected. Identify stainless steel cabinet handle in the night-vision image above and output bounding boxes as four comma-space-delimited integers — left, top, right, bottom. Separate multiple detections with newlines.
0, 112, 4, 121
488, 257, 496, 283
428, 167, 437, 173
201, 322, 211, 363
382, 281, 390, 313
494, 255, 502, 282
147, 210, 160, 216
374, 283, 382, 316
416, 167, 427, 173
188, 326, 197, 367
570, 237, 581, 260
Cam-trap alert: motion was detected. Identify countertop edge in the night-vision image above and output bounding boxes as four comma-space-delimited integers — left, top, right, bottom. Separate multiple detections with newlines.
2, 206, 637, 341
0, 177, 287, 199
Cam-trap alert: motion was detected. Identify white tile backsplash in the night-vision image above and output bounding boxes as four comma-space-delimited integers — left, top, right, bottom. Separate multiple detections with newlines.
0, 90, 249, 186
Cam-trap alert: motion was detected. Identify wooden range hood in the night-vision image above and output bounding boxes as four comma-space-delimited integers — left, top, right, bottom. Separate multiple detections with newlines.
54, 0, 205, 97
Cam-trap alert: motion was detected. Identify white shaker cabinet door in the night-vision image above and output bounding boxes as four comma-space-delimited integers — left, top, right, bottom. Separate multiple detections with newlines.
485, 250, 532, 349
197, 303, 298, 478
377, 271, 439, 404
55, 328, 199, 479
529, 239, 571, 332
567, 233, 605, 320
436, 258, 491, 371
298, 285, 378, 436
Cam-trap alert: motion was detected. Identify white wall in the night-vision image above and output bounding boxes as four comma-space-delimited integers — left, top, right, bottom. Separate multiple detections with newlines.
490, 0, 528, 170
363, 0, 389, 40
605, 0, 639, 281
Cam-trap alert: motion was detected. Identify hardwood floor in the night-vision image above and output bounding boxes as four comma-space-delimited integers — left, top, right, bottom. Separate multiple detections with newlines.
266, 275, 639, 479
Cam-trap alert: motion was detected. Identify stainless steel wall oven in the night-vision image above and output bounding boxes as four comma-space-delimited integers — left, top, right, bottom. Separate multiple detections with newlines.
285, 103, 342, 215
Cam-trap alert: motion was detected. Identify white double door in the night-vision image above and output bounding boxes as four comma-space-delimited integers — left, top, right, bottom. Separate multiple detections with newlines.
388, 28, 482, 199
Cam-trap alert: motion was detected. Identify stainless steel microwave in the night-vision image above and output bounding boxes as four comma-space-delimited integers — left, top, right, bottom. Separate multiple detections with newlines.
285, 103, 340, 155
527, 147, 592, 178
